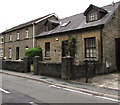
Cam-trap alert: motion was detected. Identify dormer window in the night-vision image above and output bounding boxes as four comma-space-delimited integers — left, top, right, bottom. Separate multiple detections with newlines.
44, 19, 59, 32
88, 12, 98, 22
84, 4, 108, 23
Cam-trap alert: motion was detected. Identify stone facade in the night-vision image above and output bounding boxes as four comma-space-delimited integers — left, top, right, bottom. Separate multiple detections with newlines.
36, 28, 101, 64
36, 2, 120, 72
2, 14, 59, 60
102, 5, 120, 72
1, 2, 120, 73
0, 33, 3, 58
4, 25, 33, 60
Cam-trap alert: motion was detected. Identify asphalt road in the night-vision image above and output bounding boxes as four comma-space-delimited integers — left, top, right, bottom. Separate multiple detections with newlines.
1, 73, 119, 104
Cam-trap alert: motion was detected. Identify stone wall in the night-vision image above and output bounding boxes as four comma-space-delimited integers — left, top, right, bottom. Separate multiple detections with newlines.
2, 60, 24, 72
2, 57, 31, 72
72, 64, 86, 79
38, 62, 61, 78
33, 56, 102, 80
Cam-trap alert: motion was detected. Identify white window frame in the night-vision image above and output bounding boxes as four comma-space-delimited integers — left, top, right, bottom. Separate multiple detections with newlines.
85, 37, 96, 58
1, 37, 4, 44
9, 48, 12, 59
0, 48, 3, 57
10, 34, 12, 41
25, 46, 29, 50
17, 32, 20, 40
45, 42, 50, 57
89, 12, 98, 21
26, 30, 29, 38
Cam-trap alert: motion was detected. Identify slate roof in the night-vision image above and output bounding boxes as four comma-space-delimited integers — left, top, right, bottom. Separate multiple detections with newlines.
36, 2, 120, 38
2, 13, 58, 34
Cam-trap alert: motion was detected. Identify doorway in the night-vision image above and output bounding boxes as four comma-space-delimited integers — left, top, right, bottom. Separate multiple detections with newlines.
115, 38, 120, 71
16, 47, 19, 60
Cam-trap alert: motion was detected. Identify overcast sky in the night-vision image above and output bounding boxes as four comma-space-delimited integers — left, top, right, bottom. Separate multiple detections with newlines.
0, 0, 119, 33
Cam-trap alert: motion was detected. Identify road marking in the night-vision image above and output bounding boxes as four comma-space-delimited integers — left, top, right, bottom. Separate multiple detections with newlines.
49, 85, 92, 96
95, 96, 120, 102
29, 101, 38, 105
49, 85, 119, 102
49, 85, 61, 89
0, 88, 10, 94
62, 87, 92, 96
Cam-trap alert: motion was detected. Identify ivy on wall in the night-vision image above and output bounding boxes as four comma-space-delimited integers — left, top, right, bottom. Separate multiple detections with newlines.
68, 36, 76, 58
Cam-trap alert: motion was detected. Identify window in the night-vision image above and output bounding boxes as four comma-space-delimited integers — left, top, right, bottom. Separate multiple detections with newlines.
25, 46, 29, 50
1, 37, 4, 43
45, 42, 50, 57
10, 34, 12, 41
60, 21, 71, 27
0, 48, 3, 57
85, 37, 96, 58
9, 48, 12, 59
26, 30, 29, 38
17, 32, 20, 40
88, 12, 98, 21
62, 40, 68, 57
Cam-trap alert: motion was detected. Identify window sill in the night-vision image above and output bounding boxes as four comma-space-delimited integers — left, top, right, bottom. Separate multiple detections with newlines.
44, 57, 51, 60
84, 58, 98, 61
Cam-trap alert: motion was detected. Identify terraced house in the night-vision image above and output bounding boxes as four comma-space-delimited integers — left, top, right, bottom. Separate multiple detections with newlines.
1, 13, 59, 60
35, 2, 120, 72
1, 2, 120, 73
0, 33, 4, 58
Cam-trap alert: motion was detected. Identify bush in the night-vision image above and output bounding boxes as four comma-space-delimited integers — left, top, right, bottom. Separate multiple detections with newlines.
25, 46, 42, 59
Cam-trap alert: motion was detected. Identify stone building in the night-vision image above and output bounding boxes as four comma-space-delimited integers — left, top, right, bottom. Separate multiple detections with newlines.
1, 13, 59, 60
35, 2, 120, 72
1, 2, 120, 73
0, 33, 4, 58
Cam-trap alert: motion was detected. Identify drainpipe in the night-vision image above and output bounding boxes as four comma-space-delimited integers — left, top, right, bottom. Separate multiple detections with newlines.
32, 23, 35, 48
100, 26, 103, 62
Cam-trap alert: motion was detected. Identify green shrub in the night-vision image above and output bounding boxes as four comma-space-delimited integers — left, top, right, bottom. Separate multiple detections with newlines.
25, 46, 42, 59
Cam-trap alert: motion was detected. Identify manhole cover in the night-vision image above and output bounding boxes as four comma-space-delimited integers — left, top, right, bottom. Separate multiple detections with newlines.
62, 83, 68, 85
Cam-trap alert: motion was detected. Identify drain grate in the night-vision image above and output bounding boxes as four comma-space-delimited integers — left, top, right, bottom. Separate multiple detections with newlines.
40, 77, 47, 79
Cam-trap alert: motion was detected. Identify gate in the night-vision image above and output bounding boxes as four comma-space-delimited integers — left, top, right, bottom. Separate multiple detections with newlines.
84, 60, 97, 83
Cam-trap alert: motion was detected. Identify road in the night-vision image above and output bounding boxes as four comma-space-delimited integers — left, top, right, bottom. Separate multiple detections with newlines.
0, 73, 119, 104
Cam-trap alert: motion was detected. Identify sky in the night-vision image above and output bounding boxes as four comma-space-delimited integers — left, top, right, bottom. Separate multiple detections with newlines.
0, 0, 119, 33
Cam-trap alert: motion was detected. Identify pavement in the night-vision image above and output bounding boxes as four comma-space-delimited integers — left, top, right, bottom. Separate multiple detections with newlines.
0, 69, 120, 100
73, 72, 120, 91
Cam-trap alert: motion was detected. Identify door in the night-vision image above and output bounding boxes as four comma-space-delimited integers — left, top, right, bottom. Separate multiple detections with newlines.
16, 47, 19, 60
115, 38, 120, 71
